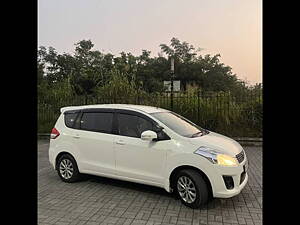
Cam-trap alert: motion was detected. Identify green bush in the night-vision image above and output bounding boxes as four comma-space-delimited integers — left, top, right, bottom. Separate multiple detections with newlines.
38, 85, 262, 137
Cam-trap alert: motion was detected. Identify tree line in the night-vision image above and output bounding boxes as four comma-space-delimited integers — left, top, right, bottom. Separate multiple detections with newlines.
38, 37, 262, 100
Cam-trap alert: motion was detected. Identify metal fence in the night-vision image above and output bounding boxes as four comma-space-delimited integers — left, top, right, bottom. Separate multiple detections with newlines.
38, 92, 262, 137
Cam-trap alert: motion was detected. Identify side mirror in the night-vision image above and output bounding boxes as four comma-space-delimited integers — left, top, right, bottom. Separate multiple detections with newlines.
141, 130, 158, 141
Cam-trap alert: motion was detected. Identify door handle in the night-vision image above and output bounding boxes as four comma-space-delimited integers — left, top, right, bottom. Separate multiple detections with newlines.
73, 134, 80, 139
116, 140, 125, 145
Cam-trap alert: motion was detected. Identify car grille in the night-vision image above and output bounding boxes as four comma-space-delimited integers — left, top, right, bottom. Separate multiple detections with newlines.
236, 151, 245, 163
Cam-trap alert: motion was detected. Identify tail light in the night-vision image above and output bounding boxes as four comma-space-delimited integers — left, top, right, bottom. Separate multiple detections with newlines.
51, 128, 60, 139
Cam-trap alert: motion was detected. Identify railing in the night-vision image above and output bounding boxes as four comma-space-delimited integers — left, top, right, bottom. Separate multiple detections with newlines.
38, 92, 262, 137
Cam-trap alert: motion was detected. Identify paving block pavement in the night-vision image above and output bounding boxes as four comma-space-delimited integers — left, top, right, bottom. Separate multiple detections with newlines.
38, 140, 262, 225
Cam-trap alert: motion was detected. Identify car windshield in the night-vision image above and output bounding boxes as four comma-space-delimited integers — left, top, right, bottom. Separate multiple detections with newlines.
150, 112, 209, 138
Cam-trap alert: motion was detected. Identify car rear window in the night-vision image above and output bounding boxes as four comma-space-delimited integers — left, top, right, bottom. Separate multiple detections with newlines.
80, 112, 113, 134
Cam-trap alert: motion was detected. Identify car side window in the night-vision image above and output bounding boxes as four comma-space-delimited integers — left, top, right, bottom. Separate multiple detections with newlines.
64, 113, 78, 128
80, 112, 113, 134
117, 114, 153, 138
156, 129, 170, 140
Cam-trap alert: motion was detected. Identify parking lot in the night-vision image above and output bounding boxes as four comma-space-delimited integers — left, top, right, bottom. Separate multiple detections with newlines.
38, 140, 262, 225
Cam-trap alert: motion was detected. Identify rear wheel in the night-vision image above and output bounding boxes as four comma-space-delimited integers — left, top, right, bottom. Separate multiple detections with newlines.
175, 169, 209, 208
57, 154, 81, 183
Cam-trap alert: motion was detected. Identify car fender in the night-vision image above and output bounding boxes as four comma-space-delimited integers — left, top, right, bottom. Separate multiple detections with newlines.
163, 152, 217, 193
51, 138, 82, 170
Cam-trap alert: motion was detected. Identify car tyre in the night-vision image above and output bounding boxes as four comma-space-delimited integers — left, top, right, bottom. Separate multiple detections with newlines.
175, 169, 209, 208
57, 154, 81, 183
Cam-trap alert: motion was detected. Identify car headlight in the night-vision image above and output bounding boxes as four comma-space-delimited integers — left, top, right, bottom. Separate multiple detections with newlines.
194, 146, 238, 166
216, 154, 238, 166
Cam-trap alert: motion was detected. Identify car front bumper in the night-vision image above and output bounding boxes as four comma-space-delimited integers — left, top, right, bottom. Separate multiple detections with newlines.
211, 158, 249, 198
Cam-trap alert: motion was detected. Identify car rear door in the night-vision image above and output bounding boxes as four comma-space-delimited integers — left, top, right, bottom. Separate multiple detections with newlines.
73, 109, 117, 175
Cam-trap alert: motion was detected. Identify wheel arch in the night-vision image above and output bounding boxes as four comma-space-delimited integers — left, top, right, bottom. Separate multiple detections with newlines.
55, 152, 77, 170
169, 165, 213, 197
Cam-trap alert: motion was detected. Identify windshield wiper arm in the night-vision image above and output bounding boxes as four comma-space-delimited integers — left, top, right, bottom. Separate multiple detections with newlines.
191, 131, 203, 137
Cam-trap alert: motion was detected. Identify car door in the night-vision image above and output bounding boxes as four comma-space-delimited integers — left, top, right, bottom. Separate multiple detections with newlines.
73, 109, 117, 175
114, 111, 171, 185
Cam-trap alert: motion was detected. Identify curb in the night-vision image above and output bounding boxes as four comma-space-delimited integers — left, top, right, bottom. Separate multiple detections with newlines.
233, 137, 262, 142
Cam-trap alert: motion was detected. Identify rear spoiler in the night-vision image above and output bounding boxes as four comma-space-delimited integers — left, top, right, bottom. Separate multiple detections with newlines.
60, 106, 81, 113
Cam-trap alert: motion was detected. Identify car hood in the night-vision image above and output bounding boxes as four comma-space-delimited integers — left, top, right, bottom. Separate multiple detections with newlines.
187, 131, 243, 157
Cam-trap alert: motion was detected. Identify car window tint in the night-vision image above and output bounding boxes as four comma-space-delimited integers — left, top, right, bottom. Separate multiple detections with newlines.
64, 113, 78, 128
118, 114, 153, 138
80, 112, 113, 133
151, 112, 201, 137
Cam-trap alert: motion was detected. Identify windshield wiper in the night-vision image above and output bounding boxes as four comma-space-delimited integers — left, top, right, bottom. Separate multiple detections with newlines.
190, 131, 203, 138
202, 129, 210, 135
190, 129, 210, 138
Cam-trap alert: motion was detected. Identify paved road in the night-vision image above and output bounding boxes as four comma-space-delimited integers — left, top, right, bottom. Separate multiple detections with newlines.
38, 140, 262, 225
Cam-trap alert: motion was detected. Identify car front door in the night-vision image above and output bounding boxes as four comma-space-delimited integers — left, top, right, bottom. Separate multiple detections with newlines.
114, 111, 171, 186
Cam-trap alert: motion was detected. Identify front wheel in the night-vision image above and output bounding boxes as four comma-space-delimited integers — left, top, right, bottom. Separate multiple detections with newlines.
175, 169, 209, 208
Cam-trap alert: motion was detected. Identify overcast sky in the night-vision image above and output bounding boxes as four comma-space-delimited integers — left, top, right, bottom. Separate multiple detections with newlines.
38, 0, 262, 85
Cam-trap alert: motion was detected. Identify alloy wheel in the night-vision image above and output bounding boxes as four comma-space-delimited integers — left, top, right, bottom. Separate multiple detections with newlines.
59, 159, 74, 179
177, 176, 197, 203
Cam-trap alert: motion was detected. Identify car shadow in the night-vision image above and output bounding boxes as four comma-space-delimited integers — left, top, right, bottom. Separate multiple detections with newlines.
82, 174, 229, 210
84, 174, 173, 197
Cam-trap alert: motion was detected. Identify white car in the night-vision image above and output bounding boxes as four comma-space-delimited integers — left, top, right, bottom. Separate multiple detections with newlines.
49, 104, 248, 208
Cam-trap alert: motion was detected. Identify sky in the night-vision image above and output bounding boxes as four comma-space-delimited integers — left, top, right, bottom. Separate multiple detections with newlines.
38, 0, 262, 85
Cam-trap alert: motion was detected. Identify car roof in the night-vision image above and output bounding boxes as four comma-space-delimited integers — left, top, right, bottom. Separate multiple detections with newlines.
60, 104, 169, 114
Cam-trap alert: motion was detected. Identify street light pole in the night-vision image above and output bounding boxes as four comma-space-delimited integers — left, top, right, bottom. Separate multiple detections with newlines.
170, 57, 175, 110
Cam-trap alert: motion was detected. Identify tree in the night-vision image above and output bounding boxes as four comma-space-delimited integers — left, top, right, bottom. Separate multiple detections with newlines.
37, 38, 254, 97
96, 69, 143, 101
160, 37, 197, 63
71, 40, 106, 96
159, 38, 249, 95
